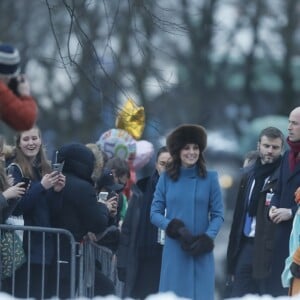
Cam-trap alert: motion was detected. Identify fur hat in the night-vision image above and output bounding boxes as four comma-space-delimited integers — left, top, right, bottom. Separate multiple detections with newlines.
0, 43, 20, 76
167, 124, 207, 156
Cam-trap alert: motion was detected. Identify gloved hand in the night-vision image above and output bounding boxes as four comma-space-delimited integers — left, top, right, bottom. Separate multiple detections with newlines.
185, 234, 214, 256
166, 219, 185, 239
291, 246, 300, 278
290, 262, 300, 278
166, 219, 195, 250
177, 227, 197, 251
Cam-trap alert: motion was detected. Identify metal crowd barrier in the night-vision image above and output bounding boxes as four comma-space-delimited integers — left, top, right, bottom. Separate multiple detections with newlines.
79, 240, 114, 297
0, 224, 120, 299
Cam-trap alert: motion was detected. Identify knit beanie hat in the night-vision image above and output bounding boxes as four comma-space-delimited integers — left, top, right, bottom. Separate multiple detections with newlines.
167, 124, 207, 156
0, 43, 20, 76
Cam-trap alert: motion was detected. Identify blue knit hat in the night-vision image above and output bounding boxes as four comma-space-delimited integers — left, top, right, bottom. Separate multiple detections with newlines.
0, 43, 20, 76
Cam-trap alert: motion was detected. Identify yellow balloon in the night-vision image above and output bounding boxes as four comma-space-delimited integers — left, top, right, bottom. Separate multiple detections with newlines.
116, 99, 145, 140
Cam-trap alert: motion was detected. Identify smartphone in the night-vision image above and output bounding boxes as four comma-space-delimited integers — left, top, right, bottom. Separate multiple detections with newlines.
52, 162, 64, 173
22, 177, 30, 189
98, 192, 109, 202
108, 191, 117, 199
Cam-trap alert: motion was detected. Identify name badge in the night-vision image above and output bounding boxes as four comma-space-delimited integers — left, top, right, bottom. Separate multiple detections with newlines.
265, 193, 273, 206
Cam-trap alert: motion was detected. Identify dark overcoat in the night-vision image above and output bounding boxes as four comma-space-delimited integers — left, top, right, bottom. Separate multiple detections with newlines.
116, 184, 143, 297
227, 163, 281, 279
270, 150, 300, 295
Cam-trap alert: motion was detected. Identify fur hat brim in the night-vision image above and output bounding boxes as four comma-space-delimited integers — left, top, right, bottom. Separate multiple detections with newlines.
167, 124, 207, 156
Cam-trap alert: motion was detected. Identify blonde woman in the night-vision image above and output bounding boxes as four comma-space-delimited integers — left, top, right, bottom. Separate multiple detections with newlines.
6, 126, 65, 299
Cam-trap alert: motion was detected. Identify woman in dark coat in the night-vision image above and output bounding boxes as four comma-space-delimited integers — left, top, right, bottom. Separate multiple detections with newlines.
52, 143, 110, 298
117, 146, 171, 298
6, 126, 65, 299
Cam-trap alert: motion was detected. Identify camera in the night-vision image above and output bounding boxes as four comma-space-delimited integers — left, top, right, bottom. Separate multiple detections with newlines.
7, 77, 20, 96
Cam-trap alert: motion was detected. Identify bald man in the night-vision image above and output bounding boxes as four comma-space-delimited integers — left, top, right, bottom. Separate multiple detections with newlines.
268, 107, 300, 296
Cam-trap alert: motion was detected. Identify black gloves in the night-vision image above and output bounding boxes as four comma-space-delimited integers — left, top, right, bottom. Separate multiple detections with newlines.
166, 219, 185, 238
185, 234, 214, 256
177, 227, 196, 250
166, 219, 214, 256
166, 219, 195, 250
291, 247, 300, 278
291, 262, 300, 278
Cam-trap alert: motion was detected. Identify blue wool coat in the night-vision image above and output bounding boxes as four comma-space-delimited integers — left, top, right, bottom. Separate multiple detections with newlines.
150, 166, 224, 300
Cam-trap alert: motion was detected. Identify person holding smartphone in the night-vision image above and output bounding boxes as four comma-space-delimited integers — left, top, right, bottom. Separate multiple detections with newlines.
0, 43, 37, 131
50, 143, 112, 298
5, 126, 65, 299
96, 169, 124, 226
0, 134, 26, 225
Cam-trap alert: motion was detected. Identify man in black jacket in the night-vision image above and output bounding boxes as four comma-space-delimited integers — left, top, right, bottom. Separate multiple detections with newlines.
226, 127, 284, 297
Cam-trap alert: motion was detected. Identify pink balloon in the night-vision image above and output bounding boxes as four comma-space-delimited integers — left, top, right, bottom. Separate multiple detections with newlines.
133, 140, 154, 170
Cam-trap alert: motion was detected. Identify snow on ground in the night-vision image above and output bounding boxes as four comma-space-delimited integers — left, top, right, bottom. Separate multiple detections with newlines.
1, 292, 300, 300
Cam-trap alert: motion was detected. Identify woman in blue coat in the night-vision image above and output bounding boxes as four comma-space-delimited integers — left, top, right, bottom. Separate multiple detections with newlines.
151, 124, 224, 300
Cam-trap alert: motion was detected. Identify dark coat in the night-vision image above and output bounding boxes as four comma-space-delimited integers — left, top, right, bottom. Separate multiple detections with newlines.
0, 193, 19, 225
54, 143, 109, 242
227, 167, 252, 275
270, 150, 300, 295
0, 193, 8, 224
253, 167, 280, 278
9, 163, 63, 264
52, 143, 111, 298
227, 162, 280, 279
117, 173, 163, 298
116, 184, 144, 298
